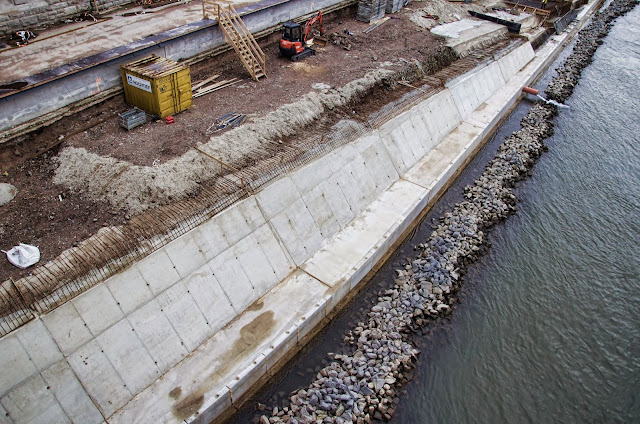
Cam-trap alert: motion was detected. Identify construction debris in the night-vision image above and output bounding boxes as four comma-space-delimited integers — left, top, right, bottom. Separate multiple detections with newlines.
207, 112, 247, 133
4, 243, 40, 269
192, 78, 239, 98
191, 74, 220, 90
363, 17, 391, 33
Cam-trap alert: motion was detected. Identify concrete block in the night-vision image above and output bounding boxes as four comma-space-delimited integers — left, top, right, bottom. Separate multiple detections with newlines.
135, 249, 181, 296
209, 246, 256, 313
269, 209, 305, 267
419, 101, 443, 145
98, 319, 159, 395
409, 111, 434, 151
0, 335, 37, 397
233, 234, 278, 297
324, 278, 351, 315
325, 143, 359, 174
261, 325, 298, 372
255, 177, 300, 219
14, 319, 62, 372
157, 281, 212, 352
163, 232, 207, 279
301, 185, 341, 239
68, 340, 131, 417
41, 302, 92, 356
379, 132, 409, 175
290, 155, 333, 195
216, 200, 257, 247
296, 299, 326, 342
389, 125, 417, 169
72, 283, 124, 336
335, 164, 366, 215
349, 154, 379, 206
185, 386, 231, 424
253, 224, 295, 281
1, 374, 69, 424
236, 197, 266, 232
318, 175, 354, 229
427, 90, 461, 138
283, 198, 324, 263
184, 265, 236, 334
226, 354, 267, 404
128, 299, 188, 375
191, 218, 230, 262
400, 118, 425, 163
42, 360, 104, 424
358, 136, 399, 193
352, 134, 379, 152
105, 265, 153, 315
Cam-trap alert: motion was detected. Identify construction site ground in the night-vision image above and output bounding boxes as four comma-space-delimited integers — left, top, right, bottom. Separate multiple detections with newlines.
0, 0, 519, 283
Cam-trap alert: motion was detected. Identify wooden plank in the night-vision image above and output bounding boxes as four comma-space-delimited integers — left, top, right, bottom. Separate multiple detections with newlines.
193, 80, 239, 98
191, 74, 220, 90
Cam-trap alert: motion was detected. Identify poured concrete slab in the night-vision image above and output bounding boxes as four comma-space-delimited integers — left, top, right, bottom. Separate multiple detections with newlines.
108, 269, 328, 424
431, 19, 508, 54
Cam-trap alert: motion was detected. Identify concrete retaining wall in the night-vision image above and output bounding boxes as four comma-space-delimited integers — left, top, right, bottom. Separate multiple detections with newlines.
0, 0, 133, 37
0, 39, 545, 424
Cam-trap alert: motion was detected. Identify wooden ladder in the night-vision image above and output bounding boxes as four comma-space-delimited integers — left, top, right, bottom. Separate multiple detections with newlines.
203, 1, 266, 81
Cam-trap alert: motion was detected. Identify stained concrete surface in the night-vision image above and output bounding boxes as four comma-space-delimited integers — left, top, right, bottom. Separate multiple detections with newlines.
0, 0, 260, 84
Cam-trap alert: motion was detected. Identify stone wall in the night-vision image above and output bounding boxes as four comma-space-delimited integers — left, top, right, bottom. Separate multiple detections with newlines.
0, 0, 134, 38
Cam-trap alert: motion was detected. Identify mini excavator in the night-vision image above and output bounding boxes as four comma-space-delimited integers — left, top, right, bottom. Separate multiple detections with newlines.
279, 11, 325, 61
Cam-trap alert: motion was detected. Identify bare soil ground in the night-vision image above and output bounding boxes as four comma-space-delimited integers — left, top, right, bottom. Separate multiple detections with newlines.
0, 2, 499, 282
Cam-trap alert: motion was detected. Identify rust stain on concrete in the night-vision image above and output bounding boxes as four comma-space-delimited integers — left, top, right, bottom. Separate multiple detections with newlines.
172, 310, 275, 421
169, 386, 182, 400
246, 299, 264, 312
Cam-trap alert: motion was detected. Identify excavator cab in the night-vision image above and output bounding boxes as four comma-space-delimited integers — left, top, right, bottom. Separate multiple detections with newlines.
279, 21, 309, 60
279, 11, 324, 61
281, 21, 303, 44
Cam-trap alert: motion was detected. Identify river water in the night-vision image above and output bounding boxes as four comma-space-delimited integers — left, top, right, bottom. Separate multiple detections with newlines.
226, 5, 640, 423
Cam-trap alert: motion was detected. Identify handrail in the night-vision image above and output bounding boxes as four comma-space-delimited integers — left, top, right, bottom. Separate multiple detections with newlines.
203, 1, 265, 80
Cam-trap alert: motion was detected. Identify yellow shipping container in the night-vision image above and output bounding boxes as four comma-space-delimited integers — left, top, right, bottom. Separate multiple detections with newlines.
120, 55, 192, 118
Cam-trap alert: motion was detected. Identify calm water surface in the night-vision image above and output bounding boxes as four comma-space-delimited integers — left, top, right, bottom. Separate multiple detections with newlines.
226, 7, 640, 423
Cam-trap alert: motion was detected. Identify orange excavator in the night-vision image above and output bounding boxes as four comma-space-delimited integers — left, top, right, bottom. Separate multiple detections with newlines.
279, 11, 325, 61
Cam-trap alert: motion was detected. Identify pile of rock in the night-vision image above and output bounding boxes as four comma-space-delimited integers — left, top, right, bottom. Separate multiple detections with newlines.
259, 0, 637, 422
546, 0, 638, 102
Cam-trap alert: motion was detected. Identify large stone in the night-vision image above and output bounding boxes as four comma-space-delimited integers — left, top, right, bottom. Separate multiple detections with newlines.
0, 183, 17, 206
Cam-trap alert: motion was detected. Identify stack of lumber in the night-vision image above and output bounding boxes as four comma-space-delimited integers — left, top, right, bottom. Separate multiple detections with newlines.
357, 0, 386, 23
191, 75, 240, 98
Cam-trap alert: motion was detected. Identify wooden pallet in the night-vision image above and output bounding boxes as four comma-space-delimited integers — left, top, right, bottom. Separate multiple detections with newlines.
202, 1, 266, 81
506, 2, 552, 18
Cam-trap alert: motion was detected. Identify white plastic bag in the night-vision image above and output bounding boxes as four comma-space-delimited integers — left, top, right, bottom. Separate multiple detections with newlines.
4, 243, 40, 269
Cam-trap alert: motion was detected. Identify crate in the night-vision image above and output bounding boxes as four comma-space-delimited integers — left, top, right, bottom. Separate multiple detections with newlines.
118, 108, 147, 130
121, 55, 192, 118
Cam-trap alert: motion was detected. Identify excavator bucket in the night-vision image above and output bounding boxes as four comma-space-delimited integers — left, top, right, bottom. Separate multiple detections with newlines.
314, 36, 328, 47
